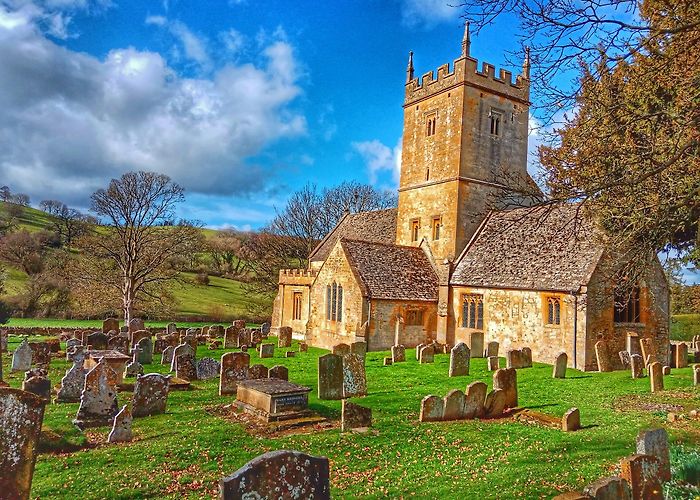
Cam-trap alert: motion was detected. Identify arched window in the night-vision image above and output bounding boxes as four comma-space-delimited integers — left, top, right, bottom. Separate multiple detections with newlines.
326, 285, 332, 320
461, 294, 484, 329
615, 287, 641, 323
337, 285, 343, 322
546, 297, 561, 325
331, 283, 337, 321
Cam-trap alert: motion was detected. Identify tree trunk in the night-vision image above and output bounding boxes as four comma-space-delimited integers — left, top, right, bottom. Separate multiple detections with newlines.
123, 277, 134, 325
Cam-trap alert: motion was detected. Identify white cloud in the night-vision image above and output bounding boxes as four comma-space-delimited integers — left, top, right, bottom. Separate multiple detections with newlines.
352, 138, 402, 186
400, 0, 460, 28
0, 2, 306, 206
146, 16, 210, 68
219, 28, 245, 56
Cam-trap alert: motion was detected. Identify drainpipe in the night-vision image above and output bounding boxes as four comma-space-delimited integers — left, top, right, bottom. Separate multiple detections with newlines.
573, 293, 578, 370
366, 298, 372, 351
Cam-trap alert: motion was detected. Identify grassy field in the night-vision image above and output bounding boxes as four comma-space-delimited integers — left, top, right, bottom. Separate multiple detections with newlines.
672, 314, 700, 342
2, 336, 699, 498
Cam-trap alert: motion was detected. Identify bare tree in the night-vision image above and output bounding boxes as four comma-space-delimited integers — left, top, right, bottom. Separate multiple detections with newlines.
84, 171, 201, 323
40, 199, 64, 215
207, 230, 250, 277
0, 230, 47, 275
0, 186, 10, 202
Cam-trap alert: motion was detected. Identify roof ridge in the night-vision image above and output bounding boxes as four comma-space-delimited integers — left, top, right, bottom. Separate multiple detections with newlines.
340, 238, 425, 252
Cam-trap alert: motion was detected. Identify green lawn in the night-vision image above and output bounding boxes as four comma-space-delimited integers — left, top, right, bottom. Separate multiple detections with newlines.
2, 336, 698, 498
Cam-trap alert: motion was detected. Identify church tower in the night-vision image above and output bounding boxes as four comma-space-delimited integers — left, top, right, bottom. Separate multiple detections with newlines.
396, 24, 532, 263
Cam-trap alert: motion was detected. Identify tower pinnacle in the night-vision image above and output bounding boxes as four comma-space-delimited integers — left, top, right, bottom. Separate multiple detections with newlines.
462, 21, 471, 57
406, 51, 414, 83
523, 46, 531, 79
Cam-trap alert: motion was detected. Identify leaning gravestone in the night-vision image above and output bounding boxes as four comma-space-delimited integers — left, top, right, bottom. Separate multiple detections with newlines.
132, 373, 170, 417
620, 454, 662, 499
57, 348, 87, 403
630, 354, 645, 379
318, 353, 343, 400
419, 345, 434, 364
443, 389, 466, 421
449, 342, 470, 377
278, 326, 292, 348
484, 389, 506, 418
636, 428, 671, 482
583, 477, 631, 499
341, 400, 372, 432
219, 450, 330, 500
219, 352, 250, 396
0, 388, 47, 500
107, 405, 132, 443
553, 352, 567, 379
175, 353, 197, 381
12, 338, 32, 372
269, 365, 288, 381
22, 369, 51, 402
170, 343, 195, 372
196, 357, 220, 380
74, 359, 119, 429
493, 368, 517, 409
391, 344, 405, 363
464, 381, 487, 419
562, 408, 581, 432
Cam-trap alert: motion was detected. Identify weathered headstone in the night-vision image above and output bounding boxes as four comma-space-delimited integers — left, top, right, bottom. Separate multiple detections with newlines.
485, 341, 499, 358
132, 373, 170, 417
630, 354, 644, 379
595, 340, 612, 372
107, 405, 132, 443
493, 367, 517, 408
74, 359, 119, 428
419, 345, 434, 364
57, 350, 87, 403
626, 332, 641, 356
383, 357, 392, 366
219, 352, 249, 396
28, 342, 52, 366
166, 322, 177, 334
0, 388, 46, 500
196, 357, 220, 380
553, 352, 568, 378
261, 322, 271, 336
350, 341, 367, 357
107, 334, 129, 355
318, 353, 343, 400
87, 331, 109, 350
675, 342, 688, 369
506, 348, 528, 369
443, 389, 466, 421
521, 346, 533, 367
662, 365, 671, 376
124, 345, 144, 378
170, 343, 195, 372
259, 343, 274, 358
470, 331, 484, 358
562, 407, 580, 432
12, 338, 32, 372
161, 345, 174, 365
285, 350, 296, 358
269, 365, 288, 381
22, 369, 51, 401
136, 337, 153, 365
484, 389, 506, 418
248, 364, 269, 379
619, 350, 631, 369
648, 362, 663, 392
341, 400, 372, 431
219, 450, 330, 500
175, 353, 197, 381
583, 477, 631, 500
636, 428, 670, 482
278, 326, 292, 348
224, 326, 237, 349
128, 318, 145, 334
464, 381, 487, 419
449, 342, 470, 377
420, 395, 444, 422
298, 342, 308, 352
391, 344, 405, 363
102, 318, 119, 334
487, 356, 499, 371
620, 454, 662, 500
342, 352, 367, 398
333, 343, 350, 356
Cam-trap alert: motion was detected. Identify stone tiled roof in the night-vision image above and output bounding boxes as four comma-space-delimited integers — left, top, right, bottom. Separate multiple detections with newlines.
341, 239, 439, 301
450, 204, 604, 291
309, 208, 397, 262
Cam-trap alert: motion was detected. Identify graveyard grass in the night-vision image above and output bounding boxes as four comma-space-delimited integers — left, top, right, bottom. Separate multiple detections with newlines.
3, 336, 700, 498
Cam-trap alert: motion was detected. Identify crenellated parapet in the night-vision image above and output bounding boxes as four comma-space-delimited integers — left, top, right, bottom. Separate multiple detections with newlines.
404, 55, 530, 106
278, 268, 317, 285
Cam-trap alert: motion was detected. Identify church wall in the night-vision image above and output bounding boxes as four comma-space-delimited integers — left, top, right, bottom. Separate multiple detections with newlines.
449, 286, 584, 368
305, 242, 366, 351
369, 299, 437, 351
584, 254, 670, 370
271, 269, 316, 334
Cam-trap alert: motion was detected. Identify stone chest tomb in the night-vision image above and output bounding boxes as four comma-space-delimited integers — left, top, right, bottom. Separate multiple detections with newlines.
235, 378, 311, 422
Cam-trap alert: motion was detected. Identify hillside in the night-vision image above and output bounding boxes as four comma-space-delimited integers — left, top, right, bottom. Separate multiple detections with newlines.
0, 201, 271, 321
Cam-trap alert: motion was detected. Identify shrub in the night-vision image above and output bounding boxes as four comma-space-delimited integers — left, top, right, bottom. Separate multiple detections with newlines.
194, 272, 209, 286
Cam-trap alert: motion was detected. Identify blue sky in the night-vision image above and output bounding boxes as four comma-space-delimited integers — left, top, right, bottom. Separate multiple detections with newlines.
0, 0, 529, 230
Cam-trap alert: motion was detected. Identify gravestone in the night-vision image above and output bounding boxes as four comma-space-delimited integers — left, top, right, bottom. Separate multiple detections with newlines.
298, 342, 308, 352
176, 353, 197, 381
166, 322, 177, 334
676, 342, 688, 368
66, 338, 82, 360
136, 337, 153, 365
131, 329, 150, 349
484, 389, 506, 418
487, 356, 499, 371
87, 332, 109, 350
278, 326, 292, 348
562, 408, 580, 432
57, 349, 87, 403
419, 345, 434, 364
506, 348, 527, 369
342, 352, 367, 398
22, 369, 51, 401
219, 352, 250, 396
182, 333, 198, 353
285, 350, 296, 358
333, 343, 350, 356
595, 340, 612, 372
636, 428, 670, 482
583, 477, 631, 499
619, 351, 631, 369
485, 341, 499, 358
648, 362, 663, 392
107, 334, 129, 355
248, 364, 269, 379
465, 381, 487, 419
12, 338, 32, 372
620, 454, 662, 500
415, 343, 425, 360
128, 318, 145, 333
443, 389, 466, 421
341, 400, 372, 432
391, 344, 405, 363
521, 347, 532, 367
28, 342, 51, 366
640, 337, 656, 365
470, 331, 484, 358
269, 365, 289, 381
196, 357, 220, 380
351, 341, 367, 357
318, 353, 343, 400
170, 343, 195, 372
449, 342, 470, 377
132, 373, 170, 417
219, 450, 330, 500
259, 343, 274, 359
420, 395, 444, 422
0, 388, 47, 500
694, 366, 700, 386
0, 329, 6, 352
102, 318, 119, 334
626, 332, 641, 356
161, 345, 174, 365
630, 354, 644, 379
74, 359, 119, 429
493, 368, 517, 408
553, 352, 567, 378
383, 357, 392, 366
261, 322, 271, 336
107, 405, 132, 443
224, 326, 237, 349
124, 345, 144, 378
662, 365, 671, 376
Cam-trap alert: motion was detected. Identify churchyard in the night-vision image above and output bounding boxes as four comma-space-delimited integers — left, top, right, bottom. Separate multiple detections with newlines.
1, 327, 700, 498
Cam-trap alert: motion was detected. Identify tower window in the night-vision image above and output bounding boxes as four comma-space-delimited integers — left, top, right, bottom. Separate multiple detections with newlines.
432, 216, 442, 240
410, 220, 420, 242
546, 296, 561, 325
614, 287, 641, 323
293, 292, 303, 320
426, 114, 436, 136
461, 294, 484, 329
489, 110, 502, 136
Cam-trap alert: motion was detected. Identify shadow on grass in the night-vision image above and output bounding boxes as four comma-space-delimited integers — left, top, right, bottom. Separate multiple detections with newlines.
568, 375, 594, 379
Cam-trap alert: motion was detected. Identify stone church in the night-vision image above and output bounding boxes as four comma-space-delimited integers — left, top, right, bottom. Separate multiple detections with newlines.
271, 26, 669, 371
